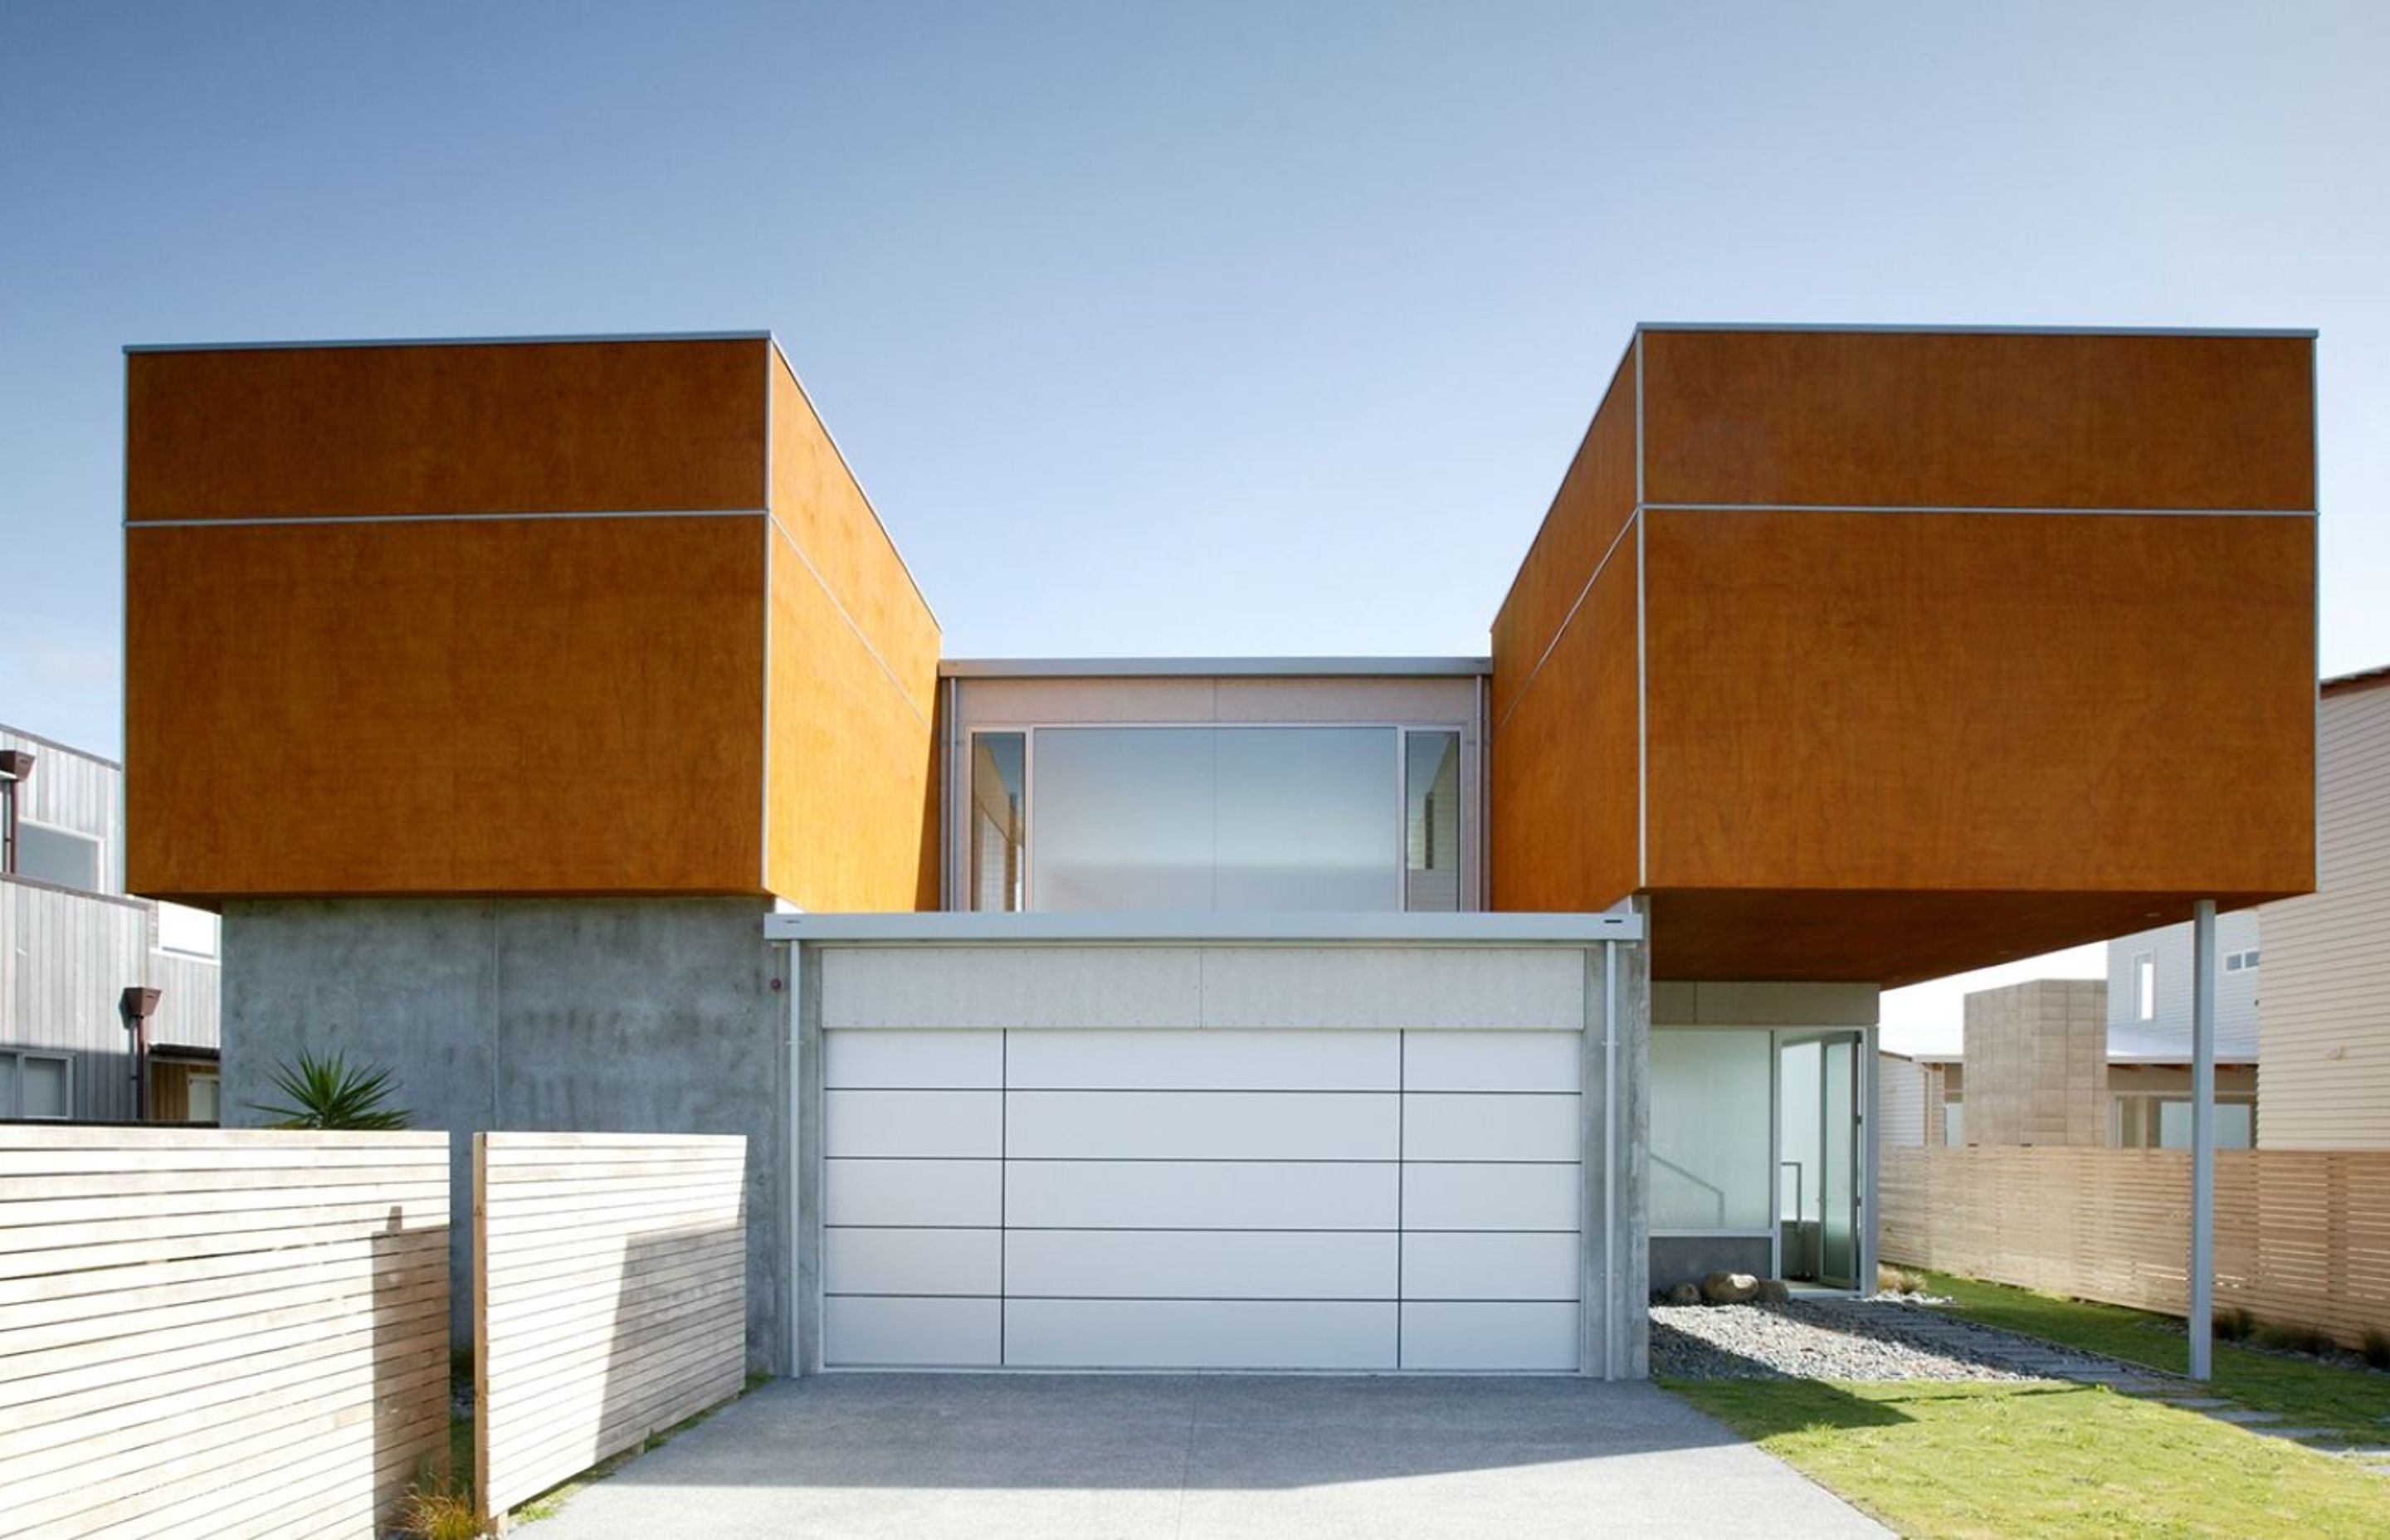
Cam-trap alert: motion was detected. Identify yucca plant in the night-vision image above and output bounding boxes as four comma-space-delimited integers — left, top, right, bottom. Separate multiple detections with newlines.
249, 1049, 412, 1130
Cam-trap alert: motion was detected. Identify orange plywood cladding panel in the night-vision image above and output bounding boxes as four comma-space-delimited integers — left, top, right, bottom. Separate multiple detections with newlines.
763, 354, 942, 911
124, 334, 944, 907
125, 514, 766, 899
1490, 353, 1637, 725
1639, 328, 2315, 512
1491, 548, 1639, 913
1639, 509, 2316, 901
1490, 325, 2319, 985
127, 339, 769, 519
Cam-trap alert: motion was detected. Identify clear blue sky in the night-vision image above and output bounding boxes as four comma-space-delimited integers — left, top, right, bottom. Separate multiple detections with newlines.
5, 1, 2384, 758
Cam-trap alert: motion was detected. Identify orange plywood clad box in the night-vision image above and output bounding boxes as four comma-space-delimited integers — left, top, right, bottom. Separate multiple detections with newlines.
1491, 326, 2318, 985
124, 335, 939, 909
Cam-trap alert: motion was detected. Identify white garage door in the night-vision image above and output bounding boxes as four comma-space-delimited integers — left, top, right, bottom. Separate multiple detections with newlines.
819, 1027, 1584, 1371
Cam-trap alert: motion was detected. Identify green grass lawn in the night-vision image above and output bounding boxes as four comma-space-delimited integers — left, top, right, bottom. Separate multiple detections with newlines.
1914, 1270, 2390, 1443
1671, 1378, 2389, 1539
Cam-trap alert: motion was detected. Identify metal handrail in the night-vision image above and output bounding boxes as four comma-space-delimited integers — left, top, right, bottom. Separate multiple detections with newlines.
1651, 1152, 1729, 1227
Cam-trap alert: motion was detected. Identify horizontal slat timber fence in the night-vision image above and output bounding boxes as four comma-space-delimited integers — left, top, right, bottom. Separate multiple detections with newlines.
1880, 1146, 2390, 1349
0, 1127, 451, 1539
475, 1133, 748, 1532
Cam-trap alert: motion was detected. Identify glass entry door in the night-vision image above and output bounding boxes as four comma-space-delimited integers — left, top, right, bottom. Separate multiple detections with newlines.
1778, 1031, 1865, 1289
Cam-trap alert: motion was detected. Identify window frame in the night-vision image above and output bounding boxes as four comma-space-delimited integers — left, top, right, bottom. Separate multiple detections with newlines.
2, 1050, 75, 1120
954, 720, 1475, 914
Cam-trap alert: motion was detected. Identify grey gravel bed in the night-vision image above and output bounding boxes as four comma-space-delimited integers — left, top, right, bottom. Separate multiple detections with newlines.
1652, 1298, 2064, 1382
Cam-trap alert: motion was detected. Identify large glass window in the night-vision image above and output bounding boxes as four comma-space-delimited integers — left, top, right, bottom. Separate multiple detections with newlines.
1027, 726, 1401, 911
1651, 1029, 1773, 1231
1404, 730, 1462, 912
968, 733, 1027, 912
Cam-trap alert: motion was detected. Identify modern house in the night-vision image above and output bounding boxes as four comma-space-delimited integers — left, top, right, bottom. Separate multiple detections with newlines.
120, 324, 2319, 1376
1, 722, 222, 1121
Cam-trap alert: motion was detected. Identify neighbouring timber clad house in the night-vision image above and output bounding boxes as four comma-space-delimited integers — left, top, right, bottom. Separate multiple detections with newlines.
120, 324, 2319, 1376
1, 722, 222, 1122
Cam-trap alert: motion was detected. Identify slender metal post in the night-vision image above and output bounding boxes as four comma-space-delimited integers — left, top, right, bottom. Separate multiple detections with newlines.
2189, 899, 2217, 1381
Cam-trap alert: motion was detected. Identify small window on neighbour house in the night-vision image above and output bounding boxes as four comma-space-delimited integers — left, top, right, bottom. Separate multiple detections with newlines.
1, 1051, 72, 1119
2134, 953, 2156, 1021
188, 1075, 221, 1123
15, 821, 102, 893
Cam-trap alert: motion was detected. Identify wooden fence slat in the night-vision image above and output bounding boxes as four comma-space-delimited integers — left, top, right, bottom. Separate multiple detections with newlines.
1879, 1146, 2390, 1348
476, 1132, 748, 1528
0, 1128, 449, 1540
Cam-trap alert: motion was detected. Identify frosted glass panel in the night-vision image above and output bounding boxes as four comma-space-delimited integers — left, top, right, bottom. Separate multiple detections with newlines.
1031, 729, 1217, 909
1213, 729, 1397, 910
1030, 727, 1399, 911
1651, 1030, 1773, 1231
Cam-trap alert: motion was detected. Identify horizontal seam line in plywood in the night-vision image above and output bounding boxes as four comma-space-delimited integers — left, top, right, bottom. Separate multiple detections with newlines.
124, 507, 768, 529
765, 509, 931, 729
1636, 502, 2319, 516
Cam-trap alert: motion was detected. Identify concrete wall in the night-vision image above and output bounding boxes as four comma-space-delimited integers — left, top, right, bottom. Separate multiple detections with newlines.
221, 897, 786, 1367
1963, 980, 2109, 1146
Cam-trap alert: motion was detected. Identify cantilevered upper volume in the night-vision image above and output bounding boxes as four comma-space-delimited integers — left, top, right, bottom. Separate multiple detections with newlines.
1490, 324, 2318, 986
124, 334, 939, 909
121, 323, 2319, 994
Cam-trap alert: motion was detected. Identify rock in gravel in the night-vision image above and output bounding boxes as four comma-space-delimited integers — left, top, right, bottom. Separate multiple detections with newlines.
1664, 1282, 1703, 1307
1758, 1279, 1792, 1305
1700, 1271, 1762, 1305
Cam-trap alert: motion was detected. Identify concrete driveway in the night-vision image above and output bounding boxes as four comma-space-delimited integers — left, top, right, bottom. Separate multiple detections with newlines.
522, 1374, 1889, 1538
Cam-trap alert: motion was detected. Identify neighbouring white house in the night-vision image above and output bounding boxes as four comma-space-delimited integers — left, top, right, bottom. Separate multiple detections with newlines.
1, 721, 222, 1122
